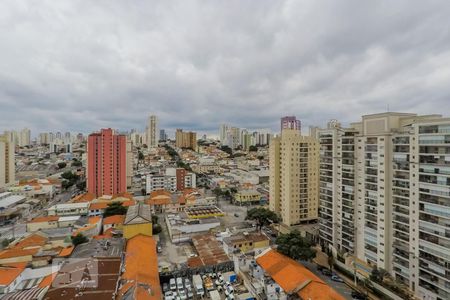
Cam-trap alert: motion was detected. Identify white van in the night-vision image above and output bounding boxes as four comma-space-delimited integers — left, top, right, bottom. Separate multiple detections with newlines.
170, 278, 177, 291
176, 277, 184, 290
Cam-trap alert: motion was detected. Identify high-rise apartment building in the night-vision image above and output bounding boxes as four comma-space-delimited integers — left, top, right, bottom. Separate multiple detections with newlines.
39, 132, 50, 145
269, 129, 319, 227
159, 129, 167, 142
19, 128, 31, 147
0, 133, 15, 190
219, 124, 230, 144
175, 129, 197, 150
146, 115, 159, 147
281, 116, 301, 132
87, 128, 128, 197
317, 113, 450, 300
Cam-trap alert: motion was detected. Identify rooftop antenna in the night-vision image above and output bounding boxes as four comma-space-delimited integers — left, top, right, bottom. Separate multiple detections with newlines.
387, 103, 390, 112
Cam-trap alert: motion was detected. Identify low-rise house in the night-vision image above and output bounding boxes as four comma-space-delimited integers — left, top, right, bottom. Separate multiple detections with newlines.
123, 203, 152, 239
0, 262, 27, 294
0, 234, 48, 265
255, 249, 345, 300
26, 216, 59, 232
223, 232, 270, 254
234, 190, 262, 205
47, 202, 89, 216
72, 216, 102, 238
117, 235, 162, 300
165, 213, 221, 243
103, 215, 125, 232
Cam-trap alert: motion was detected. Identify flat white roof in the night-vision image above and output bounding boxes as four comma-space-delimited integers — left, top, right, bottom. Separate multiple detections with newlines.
58, 216, 81, 222
0, 195, 27, 209
48, 202, 89, 210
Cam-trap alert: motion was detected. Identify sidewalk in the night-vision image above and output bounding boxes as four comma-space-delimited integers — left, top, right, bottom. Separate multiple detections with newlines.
313, 248, 381, 300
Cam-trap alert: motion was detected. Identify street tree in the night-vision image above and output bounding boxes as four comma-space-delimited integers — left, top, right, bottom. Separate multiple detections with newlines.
246, 207, 279, 230
103, 202, 127, 218
276, 230, 316, 261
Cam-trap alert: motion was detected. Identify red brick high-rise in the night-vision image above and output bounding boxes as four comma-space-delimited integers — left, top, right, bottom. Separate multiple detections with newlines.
87, 128, 127, 197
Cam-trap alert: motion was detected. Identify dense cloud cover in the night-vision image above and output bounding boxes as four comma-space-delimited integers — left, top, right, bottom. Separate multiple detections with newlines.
1, 0, 450, 136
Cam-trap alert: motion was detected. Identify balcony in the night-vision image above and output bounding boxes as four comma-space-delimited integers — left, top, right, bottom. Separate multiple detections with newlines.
393, 214, 409, 225
419, 213, 450, 228
393, 197, 409, 207
394, 223, 409, 234
365, 214, 377, 223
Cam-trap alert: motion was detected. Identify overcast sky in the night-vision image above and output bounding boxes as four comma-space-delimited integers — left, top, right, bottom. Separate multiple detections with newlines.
1, 0, 450, 137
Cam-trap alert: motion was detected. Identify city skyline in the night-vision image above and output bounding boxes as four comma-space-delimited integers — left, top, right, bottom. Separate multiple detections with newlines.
1, 1, 450, 134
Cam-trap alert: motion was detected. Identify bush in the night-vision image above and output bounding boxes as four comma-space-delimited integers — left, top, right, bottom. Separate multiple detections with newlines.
153, 224, 162, 234
71, 233, 88, 246
57, 162, 67, 169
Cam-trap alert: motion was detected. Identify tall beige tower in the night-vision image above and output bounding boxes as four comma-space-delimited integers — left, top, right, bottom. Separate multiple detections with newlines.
0, 133, 15, 190
146, 115, 159, 148
269, 129, 319, 227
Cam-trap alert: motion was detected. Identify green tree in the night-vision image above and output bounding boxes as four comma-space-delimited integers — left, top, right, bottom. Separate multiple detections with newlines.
103, 202, 127, 218
152, 215, 159, 224
213, 187, 222, 197
138, 151, 144, 160
71, 233, 88, 246
246, 207, 279, 230
220, 145, 232, 156
71, 160, 82, 167
62, 180, 74, 190
1, 238, 10, 248
57, 162, 67, 169
153, 224, 162, 234
276, 230, 316, 261
76, 181, 86, 190
249, 145, 258, 152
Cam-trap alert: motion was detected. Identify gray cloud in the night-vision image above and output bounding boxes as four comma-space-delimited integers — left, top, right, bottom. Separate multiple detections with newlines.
1, 0, 450, 137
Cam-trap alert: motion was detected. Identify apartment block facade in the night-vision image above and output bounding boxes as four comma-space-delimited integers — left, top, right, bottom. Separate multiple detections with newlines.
87, 128, 128, 197
145, 168, 196, 193
0, 133, 15, 190
269, 129, 319, 227
317, 113, 450, 300
146, 115, 159, 147
175, 129, 197, 150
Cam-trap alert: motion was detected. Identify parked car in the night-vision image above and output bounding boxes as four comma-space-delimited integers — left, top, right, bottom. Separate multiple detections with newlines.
165, 291, 174, 300
184, 279, 191, 289
163, 282, 169, 292
321, 269, 332, 276
178, 289, 187, 300
186, 287, 194, 299
351, 291, 368, 300
331, 275, 344, 282
169, 278, 177, 291
176, 277, 184, 290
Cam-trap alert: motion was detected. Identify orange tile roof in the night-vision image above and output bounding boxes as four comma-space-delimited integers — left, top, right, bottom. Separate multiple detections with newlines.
93, 228, 115, 240
0, 248, 39, 259
89, 200, 136, 211
117, 235, 161, 300
103, 215, 125, 225
256, 250, 345, 300
112, 192, 134, 200
88, 216, 102, 224
0, 262, 27, 286
28, 216, 59, 223
71, 192, 96, 203
38, 272, 57, 288
12, 234, 47, 249
58, 246, 74, 257
89, 202, 108, 210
